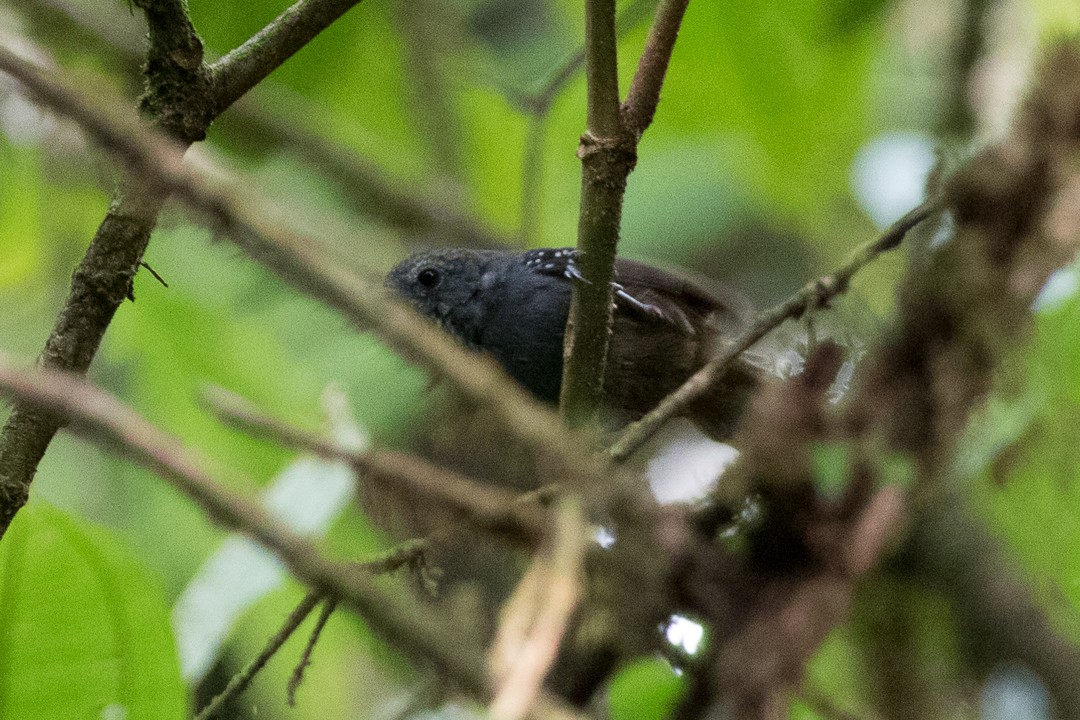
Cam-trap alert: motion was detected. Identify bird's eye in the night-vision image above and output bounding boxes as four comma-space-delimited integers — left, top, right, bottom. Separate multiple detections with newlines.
417, 267, 441, 289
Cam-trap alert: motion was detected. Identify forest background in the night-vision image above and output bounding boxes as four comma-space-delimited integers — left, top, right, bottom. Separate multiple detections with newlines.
1, 0, 1080, 718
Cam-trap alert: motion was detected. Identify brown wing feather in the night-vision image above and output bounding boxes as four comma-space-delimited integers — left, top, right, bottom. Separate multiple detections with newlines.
613, 257, 752, 337
603, 258, 761, 437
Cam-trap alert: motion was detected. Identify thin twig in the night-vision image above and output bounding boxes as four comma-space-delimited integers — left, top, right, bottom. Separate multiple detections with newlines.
195, 540, 429, 720
195, 591, 322, 720
0, 356, 487, 695
621, 0, 691, 138
0, 357, 588, 720
139, 261, 169, 288
287, 596, 338, 706
607, 197, 942, 463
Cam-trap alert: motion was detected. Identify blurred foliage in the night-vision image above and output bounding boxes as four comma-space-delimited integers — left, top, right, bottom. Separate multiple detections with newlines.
607, 656, 687, 720
0, 502, 187, 719
0, 0, 1078, 718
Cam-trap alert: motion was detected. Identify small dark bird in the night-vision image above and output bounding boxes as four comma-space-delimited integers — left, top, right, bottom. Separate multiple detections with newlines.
386, 247, 760, 439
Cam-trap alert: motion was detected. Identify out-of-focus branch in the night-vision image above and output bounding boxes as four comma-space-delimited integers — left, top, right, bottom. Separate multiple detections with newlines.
202, 386, 549, 546
0, 48, 610, 496
686, 42, 1080, 718
17, 0, 143, 80
0, 355, 483, 690
15, 0, 507, 246
226, 96, 508, 246
608, 197, 941, 463
394, 0, 464, 177
0, 357, 584, 720
895, 502, 1080, 717
489, 499, 587, 720
938, 0, 992, 137
0, 0, 371, 538
514, 0, 656, 245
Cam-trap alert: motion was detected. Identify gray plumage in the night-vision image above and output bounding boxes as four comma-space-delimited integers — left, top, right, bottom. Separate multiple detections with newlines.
386, 247, 759, 439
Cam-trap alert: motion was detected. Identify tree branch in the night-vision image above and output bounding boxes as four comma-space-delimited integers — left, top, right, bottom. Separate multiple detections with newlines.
195, 590, 324, 720
583, 0, 621, 138
894, 502, 1080, 718
0, 23, 610, 538
15, 0, 507, 247
209, 0, 366, 113
621, 0, 690, 138
287, 595, 339, 706
196, 540, 425, 719
0, 48, 607, 494
514, 0, 657, 246
0, 356, 586, 720
202, 386, 549, 546
607, 197, 941, 463
560, 0, 628, 426
560, 0, 693, 427
0, 0, 375, 538
489, 498, 587, 720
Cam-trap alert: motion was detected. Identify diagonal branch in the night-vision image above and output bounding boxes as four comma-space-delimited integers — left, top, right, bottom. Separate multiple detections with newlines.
209, 0, 366, 113
195, 540, 425, 720
0, 48, 608, 495
607, 197, 942, 463
621, 0, 691, 138
0, 354, 484, 690
16, 0, 507, 247
0, 0, 428, 539
0, 356, 587, 720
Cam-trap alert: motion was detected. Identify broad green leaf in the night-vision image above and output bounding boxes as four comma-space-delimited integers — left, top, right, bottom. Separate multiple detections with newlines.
0, 502, 187, 720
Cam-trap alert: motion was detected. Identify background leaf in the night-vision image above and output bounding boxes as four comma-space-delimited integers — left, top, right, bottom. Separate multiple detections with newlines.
0, 501, 187, 720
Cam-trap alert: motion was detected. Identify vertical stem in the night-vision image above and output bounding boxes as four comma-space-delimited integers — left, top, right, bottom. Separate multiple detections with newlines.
583, 0, 621, 137
559, 0, 628, 428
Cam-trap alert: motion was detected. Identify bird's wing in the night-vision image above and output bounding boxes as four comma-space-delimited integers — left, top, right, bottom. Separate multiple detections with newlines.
523, 249, 731, 335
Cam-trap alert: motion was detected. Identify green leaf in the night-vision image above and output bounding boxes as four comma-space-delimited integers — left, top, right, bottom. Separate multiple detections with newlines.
608, 656, 687, 720
0, 502, 187, 720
